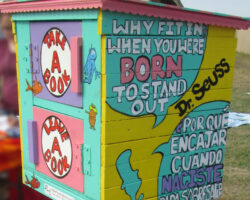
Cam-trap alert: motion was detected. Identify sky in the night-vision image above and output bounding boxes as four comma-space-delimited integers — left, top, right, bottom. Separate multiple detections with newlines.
181, 0, 250, 18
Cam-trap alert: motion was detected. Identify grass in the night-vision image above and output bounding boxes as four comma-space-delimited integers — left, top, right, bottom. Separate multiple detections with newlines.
219, 53, 250, 200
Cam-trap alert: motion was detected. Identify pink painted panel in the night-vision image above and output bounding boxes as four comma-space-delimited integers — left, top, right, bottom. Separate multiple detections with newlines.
33, 106, 84, 193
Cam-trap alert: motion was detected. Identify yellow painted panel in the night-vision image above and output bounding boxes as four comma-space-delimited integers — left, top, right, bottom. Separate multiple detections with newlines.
102, 135, 170, 167
103, 88, 232, 144
101, 35, 107, 146
146, 197, 158, 200
98, 9, 103, 35
208, 25, 236, 37
101, 25, 237, 200
101, 33, 107, 200
206, 37, 237, 48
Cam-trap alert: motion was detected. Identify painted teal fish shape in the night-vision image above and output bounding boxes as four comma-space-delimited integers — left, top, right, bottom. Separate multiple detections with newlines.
116, 150, 144, 200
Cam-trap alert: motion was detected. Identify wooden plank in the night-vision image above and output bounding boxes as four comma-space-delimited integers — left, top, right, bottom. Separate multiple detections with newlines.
103, 174, 224, 200
102, 135, 170, 167
102, 89, 232, 144
105, 36, 237, 74
102, 127, 227, 167
34, 97, 86, 119
105, 68, 234, 99
101, 11, 236, 38
103, 178, 158, 200
102, 110, 230, 145
208, 25, 236, 37
101, 11, 208, 36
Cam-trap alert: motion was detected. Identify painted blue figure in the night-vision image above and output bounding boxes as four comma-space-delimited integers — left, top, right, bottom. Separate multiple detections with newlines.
116, 150, 144, 200
83, 48, 100, 84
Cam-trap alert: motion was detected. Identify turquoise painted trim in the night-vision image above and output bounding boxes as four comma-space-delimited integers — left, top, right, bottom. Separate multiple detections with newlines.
12, 9, 99, 21
81, 19, 101, 200
182, 7, 200, 13
34, 97, 86, 120
213, 12, 229, 17
16, 21, 35, 170
146, 1, 165, 7
182, 7, 244, 19
243, 17, 250, 21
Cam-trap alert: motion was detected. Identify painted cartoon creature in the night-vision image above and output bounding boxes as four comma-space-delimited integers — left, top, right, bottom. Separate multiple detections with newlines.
83, 48, 100, 84
116, 150, 144, 200
25, 175, 40, 189
26, 79, 43, 95
85, 104, 97, 130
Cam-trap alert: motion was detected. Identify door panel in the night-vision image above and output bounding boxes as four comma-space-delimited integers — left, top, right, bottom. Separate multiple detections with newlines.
33, 106, 84, 193
30, 21, 83, 107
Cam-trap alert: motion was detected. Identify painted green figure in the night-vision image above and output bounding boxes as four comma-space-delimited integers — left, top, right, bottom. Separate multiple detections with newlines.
116, 150, 144, 200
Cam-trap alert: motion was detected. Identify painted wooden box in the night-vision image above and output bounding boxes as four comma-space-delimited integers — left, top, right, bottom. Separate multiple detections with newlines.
1, 1, 250, 200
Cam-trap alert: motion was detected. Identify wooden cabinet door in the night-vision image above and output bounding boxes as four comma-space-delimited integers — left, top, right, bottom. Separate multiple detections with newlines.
30, 21, 83, 107
33, 106, 84, 193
